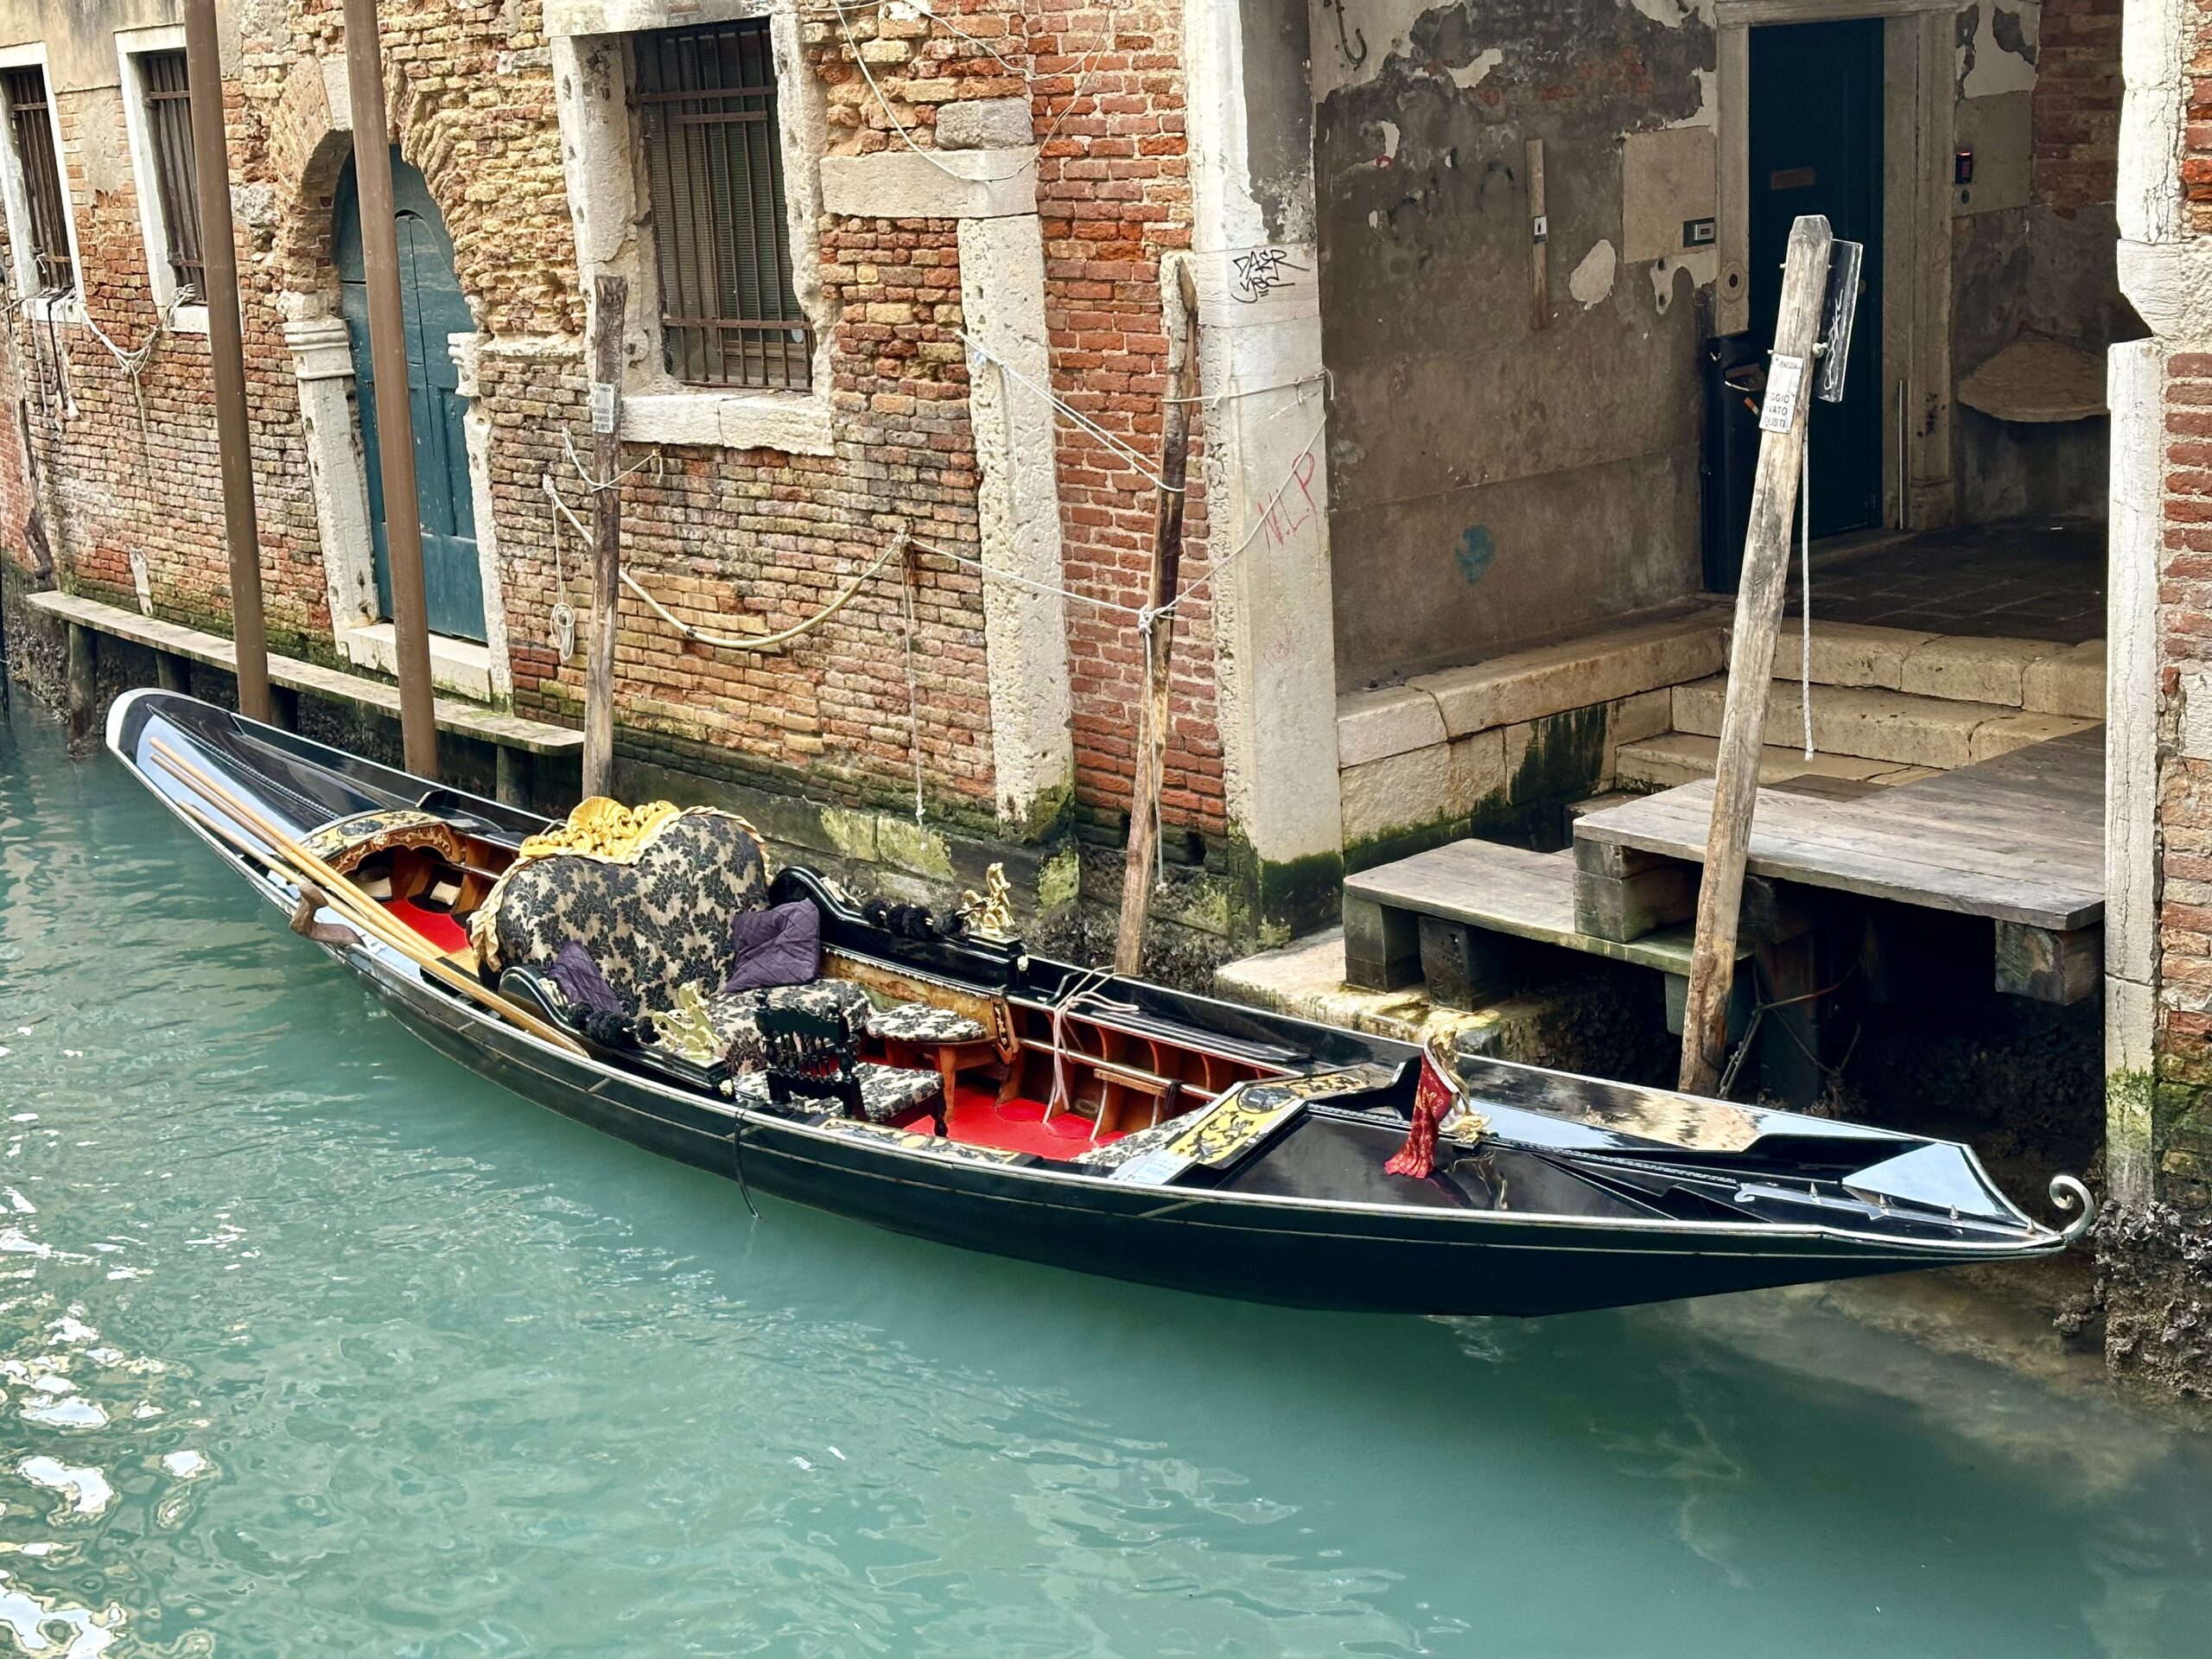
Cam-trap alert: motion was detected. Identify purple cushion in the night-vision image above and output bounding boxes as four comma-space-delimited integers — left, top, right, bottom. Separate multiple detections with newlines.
545, 939, 623, 1014
724, 901, 821, 993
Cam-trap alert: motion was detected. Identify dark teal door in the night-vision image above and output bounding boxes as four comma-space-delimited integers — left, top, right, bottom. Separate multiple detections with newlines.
334, 149, 486, 642
1749, 19, 1885, 538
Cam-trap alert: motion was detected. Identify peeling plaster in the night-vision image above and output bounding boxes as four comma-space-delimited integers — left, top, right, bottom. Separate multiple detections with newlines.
1649, 249, 1717, 313
1570, 238, 1619, 307
1622, 0, 1708, 27
1445, 48, 1503, 90
1667, 67, 1718, 130
1376, 118, 1402, 160
1959, 3, 2040, 100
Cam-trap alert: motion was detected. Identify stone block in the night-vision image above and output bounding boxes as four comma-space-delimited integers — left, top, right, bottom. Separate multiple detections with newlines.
936, 96, 1033, 150
1967, 710, 2099, 763
1408, 614, 1726, 739
2022, 639, 2106, 719
1742, 620, 1936, 690
1897, 634, 2069, 707
1335, 684, 1445, 767
1337, 728, 1503, 845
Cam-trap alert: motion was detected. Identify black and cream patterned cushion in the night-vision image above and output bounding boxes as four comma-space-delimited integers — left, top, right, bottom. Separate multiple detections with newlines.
486, 810, 770, 1013
866, 1002, 988, 1045
726, 1061, 945, 1125
698, 979, 874, 1059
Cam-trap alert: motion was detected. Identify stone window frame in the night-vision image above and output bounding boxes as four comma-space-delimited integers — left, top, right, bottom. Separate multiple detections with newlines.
114, 24, 210, 336
546, 0, 835, 455
0, 41, 84, 326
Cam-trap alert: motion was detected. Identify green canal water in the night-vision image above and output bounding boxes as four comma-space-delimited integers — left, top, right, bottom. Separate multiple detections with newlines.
1, 701, 2209, 1658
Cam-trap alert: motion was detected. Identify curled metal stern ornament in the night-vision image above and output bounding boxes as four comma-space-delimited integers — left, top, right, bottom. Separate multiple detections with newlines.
2048, 1173, 2096, 1243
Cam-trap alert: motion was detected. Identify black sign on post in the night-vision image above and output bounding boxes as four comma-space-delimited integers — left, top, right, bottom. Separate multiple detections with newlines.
1815, 238, 1864, 404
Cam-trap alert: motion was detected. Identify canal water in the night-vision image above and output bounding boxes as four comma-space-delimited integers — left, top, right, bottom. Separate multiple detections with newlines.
0, 701, 2208, 1658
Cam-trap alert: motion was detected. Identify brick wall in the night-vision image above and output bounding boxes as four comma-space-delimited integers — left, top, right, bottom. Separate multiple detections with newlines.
2033, 0, 2122, 213
2158, 351, 2212, 1204
0, 0, 1231, 856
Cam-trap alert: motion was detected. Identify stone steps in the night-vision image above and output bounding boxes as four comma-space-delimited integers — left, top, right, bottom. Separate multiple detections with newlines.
1737, 620, 2104, 716
1669, 674, 2097, 771
1615, 732, 1941, 791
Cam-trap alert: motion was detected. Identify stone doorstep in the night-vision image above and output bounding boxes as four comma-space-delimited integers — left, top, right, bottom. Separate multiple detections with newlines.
1734, 619, 2107, 716
1615, 731, 1941, 791
345, 622, 495, 702
1671, 675, 2097, 771
1408, 613, 1728, 740
1334, 612, 1729, 769
1211, 925, 1515, 1053
25, 589, 582, 755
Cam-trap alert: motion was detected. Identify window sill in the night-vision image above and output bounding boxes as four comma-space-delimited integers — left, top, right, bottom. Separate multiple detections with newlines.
622, 388, 835, 457
164, 302, 209, 336
23, 292, 82, 326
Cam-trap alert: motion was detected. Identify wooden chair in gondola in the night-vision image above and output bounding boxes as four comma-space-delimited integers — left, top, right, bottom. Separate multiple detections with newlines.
757, 1002, 866, 1120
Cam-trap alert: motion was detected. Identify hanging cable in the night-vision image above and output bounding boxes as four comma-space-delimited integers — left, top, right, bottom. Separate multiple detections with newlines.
960, 331, 1179, 491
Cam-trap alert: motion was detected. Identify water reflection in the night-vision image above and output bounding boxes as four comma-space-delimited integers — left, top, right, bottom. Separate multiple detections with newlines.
1, 702, 2208, 1657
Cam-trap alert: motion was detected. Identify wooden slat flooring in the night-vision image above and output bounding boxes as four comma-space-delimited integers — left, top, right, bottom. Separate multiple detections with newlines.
1573, 728, 2103, 930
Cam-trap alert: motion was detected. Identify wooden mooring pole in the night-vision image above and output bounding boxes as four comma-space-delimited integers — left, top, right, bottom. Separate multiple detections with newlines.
183, 0, 270, 725
581, 275, 626, 800
1678, 214, 1834, 1096
1114, 263, 1200, 977
342, 0, 436, 778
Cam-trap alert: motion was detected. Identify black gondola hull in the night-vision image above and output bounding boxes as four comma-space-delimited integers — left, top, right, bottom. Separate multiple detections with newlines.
108, 689, 2083, 1318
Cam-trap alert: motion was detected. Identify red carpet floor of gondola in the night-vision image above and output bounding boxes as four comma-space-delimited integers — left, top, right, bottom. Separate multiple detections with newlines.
933, 1084, 1122, 1160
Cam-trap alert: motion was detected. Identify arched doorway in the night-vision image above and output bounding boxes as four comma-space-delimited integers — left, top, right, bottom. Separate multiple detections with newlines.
334, 148, 486, 642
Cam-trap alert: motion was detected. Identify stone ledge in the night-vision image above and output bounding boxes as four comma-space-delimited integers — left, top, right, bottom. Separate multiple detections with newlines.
1407, 613, 1726, 739
27, 590, 581, 754
1334, 684, 1445, 767
819, 148, 1038, 219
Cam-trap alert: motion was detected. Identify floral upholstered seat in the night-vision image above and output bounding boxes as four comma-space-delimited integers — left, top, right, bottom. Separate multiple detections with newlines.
473, 804, 771, 1014
725, 1062, 945, 1126
697, 979, 874, 1058
864, 1002, 988, 1045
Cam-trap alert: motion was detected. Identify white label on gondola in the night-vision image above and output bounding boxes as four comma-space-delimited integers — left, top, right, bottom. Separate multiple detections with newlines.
1109, 1148, 1193, 1185
1760, 353, 1806, 433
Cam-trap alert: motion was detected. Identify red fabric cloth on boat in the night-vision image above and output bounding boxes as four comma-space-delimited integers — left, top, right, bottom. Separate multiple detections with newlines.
1384, 1053, 1454, 1179
387, 899, 470, 954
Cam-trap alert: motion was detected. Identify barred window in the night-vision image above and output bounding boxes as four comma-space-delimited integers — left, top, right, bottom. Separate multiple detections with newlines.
632, 20, 810, 391
3, 66, 73, 296
137, 50, 203, 296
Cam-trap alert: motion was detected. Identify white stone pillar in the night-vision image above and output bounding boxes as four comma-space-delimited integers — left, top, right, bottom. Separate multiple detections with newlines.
1184, 0, 1343, 930
286, 316, 378, 649
821, 148, 1076, 836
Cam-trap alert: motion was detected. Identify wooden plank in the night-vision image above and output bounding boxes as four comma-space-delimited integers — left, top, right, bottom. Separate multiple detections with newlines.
1573, 864, 1697, 943
1994, 920, 2101, 1005
1344, 839, 1742, 974
1577, 779, 2100, 928
1342, 893, 1420, 991
27, 590, 583, 753
1418, 917, 1522, 1007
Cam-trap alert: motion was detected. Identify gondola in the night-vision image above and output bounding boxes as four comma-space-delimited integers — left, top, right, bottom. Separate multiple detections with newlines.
108, 689, 2094, 1316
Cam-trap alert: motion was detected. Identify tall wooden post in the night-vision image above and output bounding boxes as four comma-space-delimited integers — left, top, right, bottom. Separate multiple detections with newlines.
1114, 262, 1200, 977
342, 0, 436, 778
1679, 215, 1834, 1095
182, 0, 270, 724
581, 275, 626, 800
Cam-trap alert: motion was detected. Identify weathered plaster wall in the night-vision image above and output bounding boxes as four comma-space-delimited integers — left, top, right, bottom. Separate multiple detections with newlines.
1313, 0, 1714, 690
1950, 0, 2137, 521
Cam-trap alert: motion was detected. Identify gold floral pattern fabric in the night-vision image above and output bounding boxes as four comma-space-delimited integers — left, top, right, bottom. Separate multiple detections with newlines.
300, 809, 468, 875
471, 807, 772, 1003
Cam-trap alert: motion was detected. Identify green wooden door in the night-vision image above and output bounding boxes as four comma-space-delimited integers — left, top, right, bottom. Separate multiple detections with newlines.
334, 149, 486, 642
1748, 19, 1885, 539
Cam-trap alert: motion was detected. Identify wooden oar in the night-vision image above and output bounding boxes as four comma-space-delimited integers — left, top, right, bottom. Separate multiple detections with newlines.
149, 741, 590, 1058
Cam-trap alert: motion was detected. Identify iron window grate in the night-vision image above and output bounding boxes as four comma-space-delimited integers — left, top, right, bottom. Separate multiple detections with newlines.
138, 51, 204, 296
4, 66, 73, 296
632, 19, 811, 391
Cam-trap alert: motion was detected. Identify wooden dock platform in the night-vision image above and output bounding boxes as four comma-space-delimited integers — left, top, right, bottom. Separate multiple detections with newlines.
1345, 728, 2105, 1048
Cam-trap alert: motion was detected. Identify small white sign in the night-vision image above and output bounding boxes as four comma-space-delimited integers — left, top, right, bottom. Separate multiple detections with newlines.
1760, 353, 1806, 434
589, 382, 619, 435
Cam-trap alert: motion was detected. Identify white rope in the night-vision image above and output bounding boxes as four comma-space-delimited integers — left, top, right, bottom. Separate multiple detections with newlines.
79, 285, 199, 462
958, 330, 1179, 492
560, 423, 663, 493
540, 471, 906, 653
